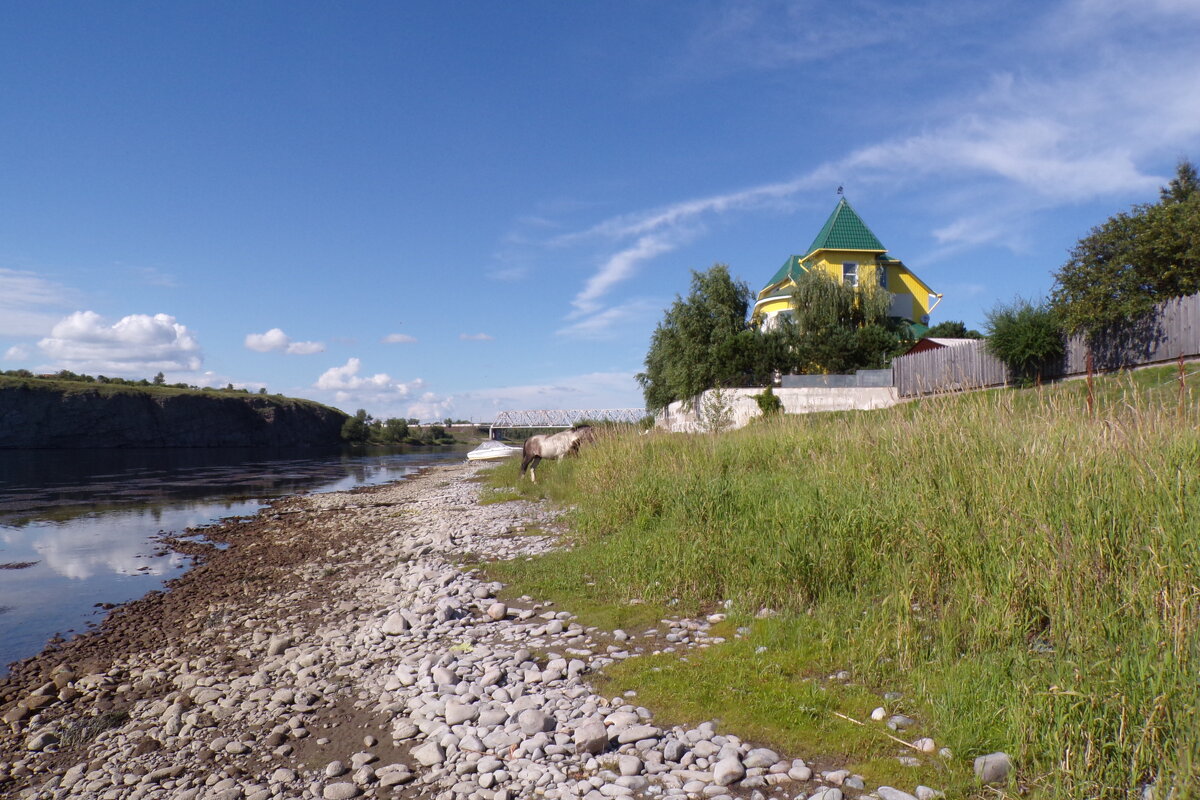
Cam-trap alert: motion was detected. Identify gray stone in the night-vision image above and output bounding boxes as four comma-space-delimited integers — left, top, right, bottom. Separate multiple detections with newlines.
381, 613, 410, 635
811, 790, 843, 800
743, 748, 779, 768
878, 787, 918, 800
445, 700, 478, 725
477, 756, 503, 773
887, 714, 916, 730
712, 756, 745, 786
616, 724, 660, 744
270, 768, 296, 783
518, 708, 553, 735
25, 731, 57, 752
266, 634, 292, 656
618, 755, 643, 776
411, 740, 446, 766
974, 752, 1012, 785
322, 782, 360, 800
574, 719, 609, 754
916, 787, 944, 800
788, 764, 813, 781
487, 602, 508, 621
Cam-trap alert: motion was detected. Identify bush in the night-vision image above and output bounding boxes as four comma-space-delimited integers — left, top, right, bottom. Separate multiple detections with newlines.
753, 385, 783, 415
984, 297, 1064, 383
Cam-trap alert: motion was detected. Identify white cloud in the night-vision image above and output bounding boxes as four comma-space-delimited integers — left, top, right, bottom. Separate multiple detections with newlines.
285, 340, 325, 355
449, 371, 644, 421
244, 327, 325, 355
459, 333, 494, 341
546, 16, 1200, 326
382, 333, 417, 344
313, 358, 425, 410
405, 392, 456, 422
557, 299, 662, 340
4, 344, 31, 361
0, 268, 77, 336
37, 311, 202, 374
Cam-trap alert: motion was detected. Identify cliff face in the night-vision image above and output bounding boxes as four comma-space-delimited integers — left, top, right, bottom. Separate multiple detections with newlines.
0, 384, 348, 449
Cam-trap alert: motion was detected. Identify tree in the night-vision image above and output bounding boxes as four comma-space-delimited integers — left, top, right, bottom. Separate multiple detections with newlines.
637, 264, 780, 410
152, 372, 165, 385
341, 409, 371, 442
984, 297, 1064, 384
783, 269, 912, 374
1052, 159, 1200, 334
925, 320, 983, 339
381, 417, 409, 443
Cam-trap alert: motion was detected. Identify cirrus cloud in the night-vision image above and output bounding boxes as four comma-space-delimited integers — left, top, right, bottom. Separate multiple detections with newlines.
382, 333, 417, 344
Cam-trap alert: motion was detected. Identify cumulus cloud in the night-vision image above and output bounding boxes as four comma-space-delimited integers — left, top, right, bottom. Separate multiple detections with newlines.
313, 358, 425, 408
382, 333, 417, 344
4, 344, 31, 361
459, 333, 494, 341
244, 328, 325, 355
37, 311, 202, 374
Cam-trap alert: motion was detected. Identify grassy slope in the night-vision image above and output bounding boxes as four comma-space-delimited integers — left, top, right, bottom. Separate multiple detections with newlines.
0, 375, 343, 413
482, 365, 1200, 798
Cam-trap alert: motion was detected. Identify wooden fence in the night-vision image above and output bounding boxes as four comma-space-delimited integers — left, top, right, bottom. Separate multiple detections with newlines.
894, 292, 1200, 397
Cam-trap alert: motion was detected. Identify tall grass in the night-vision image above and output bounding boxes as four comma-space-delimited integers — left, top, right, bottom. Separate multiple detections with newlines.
488, 368, 1200, 797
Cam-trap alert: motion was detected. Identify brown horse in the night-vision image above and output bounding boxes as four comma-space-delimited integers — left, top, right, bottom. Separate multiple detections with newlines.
520, 425, 594, 483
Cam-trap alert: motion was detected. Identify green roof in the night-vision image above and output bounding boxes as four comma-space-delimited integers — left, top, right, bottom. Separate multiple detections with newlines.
804, 197, 886, 255
764, 255, 804, 288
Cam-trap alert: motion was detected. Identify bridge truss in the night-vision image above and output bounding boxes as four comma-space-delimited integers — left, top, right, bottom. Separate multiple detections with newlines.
489, 408, 647, 438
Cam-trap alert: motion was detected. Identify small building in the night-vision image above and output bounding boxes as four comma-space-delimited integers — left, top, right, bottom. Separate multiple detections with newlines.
752, 197, 942, 334
904, 337, 978, 356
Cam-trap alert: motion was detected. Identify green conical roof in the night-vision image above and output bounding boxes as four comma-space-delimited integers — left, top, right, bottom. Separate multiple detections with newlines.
804, 197, 886, 255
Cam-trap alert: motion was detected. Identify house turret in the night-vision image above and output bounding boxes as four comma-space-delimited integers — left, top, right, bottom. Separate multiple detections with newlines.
752, 197, 942, 333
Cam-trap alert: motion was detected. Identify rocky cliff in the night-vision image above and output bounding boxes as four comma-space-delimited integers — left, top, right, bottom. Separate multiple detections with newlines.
0, 382, 347, 448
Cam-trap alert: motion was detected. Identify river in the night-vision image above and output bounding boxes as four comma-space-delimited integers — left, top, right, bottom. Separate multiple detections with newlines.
0, 445, 468, 673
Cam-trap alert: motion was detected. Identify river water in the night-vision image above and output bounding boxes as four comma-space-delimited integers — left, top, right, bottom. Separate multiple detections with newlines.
0, 446, 468, 673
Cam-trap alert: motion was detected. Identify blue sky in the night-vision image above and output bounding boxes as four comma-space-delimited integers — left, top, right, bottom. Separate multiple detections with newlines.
2, 1, 1198, 421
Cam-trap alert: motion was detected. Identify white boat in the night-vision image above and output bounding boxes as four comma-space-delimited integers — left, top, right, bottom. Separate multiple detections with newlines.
466, 439, 522, 461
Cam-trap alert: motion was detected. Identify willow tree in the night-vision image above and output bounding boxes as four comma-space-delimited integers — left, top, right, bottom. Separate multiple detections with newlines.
784, 268, 909, 374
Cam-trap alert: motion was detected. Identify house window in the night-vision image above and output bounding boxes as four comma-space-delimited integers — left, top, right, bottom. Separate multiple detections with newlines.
842, 262, 858, 287
876, 265, 888, 289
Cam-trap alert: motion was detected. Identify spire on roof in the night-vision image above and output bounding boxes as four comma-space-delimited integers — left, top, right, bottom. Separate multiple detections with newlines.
805, 197, 886, 255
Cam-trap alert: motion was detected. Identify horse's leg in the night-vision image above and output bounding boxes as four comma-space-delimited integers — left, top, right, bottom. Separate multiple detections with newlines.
522, 454, 541, 483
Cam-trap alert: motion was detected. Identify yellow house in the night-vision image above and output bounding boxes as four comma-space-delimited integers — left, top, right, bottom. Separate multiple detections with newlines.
752, 197, 942, 333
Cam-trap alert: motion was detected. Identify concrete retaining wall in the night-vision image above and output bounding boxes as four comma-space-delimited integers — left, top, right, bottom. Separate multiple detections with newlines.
655, 386, 900, 433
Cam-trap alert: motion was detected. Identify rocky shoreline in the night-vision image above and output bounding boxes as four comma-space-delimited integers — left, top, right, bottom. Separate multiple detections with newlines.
0, 462, 948, 800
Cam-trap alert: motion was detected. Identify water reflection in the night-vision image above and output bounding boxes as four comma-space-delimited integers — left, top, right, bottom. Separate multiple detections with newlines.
0, 446, 465, 672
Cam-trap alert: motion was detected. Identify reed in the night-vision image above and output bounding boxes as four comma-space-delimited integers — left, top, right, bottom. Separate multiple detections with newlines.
486, 366, 1200, 797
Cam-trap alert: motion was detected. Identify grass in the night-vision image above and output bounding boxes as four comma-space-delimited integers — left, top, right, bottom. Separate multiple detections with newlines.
482, 366, 1200, 798
0, 373, 342, 412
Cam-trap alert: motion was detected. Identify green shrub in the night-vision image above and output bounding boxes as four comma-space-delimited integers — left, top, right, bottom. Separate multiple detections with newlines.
984, 297, 1064, 383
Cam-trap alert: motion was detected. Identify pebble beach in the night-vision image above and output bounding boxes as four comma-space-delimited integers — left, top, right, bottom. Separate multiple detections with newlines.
0, 462, 949, 800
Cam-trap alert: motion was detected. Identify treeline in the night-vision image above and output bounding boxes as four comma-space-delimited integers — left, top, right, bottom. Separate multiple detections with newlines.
0, 369, 274, 395
339, 409, 460, 446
